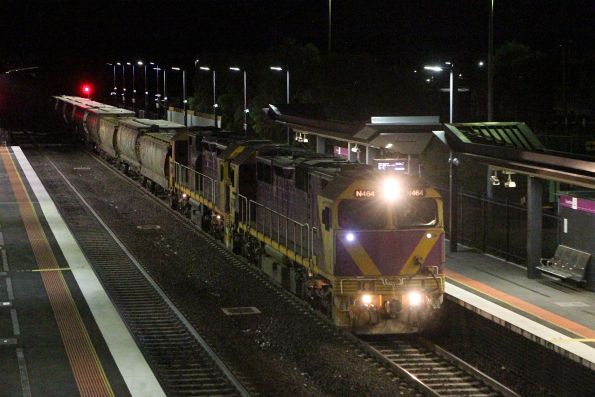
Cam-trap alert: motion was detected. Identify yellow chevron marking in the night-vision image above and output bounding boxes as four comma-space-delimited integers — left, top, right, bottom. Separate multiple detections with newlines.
402, 231, 440, 274
341, 240, 382, 276
229, 146, 245, 158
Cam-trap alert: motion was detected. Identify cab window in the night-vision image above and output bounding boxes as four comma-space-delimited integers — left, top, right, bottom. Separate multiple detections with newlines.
338, 199, 387, 229
394, 199, 437, 228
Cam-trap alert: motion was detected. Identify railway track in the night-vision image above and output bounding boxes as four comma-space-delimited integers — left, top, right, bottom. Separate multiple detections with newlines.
360, 335, 520, 397
23, 137, 522, 397
28, 150, 253, 397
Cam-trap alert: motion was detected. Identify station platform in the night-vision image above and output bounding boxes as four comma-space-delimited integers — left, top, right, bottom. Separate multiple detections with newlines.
445, 244, 595, 370
0, 146, 164, 397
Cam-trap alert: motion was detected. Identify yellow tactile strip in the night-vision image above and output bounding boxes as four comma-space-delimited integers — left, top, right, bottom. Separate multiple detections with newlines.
1, 147, 114, 397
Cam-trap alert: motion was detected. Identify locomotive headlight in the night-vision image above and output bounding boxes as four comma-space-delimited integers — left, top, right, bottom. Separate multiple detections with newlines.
382, 178, 401, 202
408, 291, 423, 307
361, 294, 373, 306
182, 193, 188, 199
345, 232, 356, 242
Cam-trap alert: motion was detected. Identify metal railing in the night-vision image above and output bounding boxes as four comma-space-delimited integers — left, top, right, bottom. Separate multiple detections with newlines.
173, 162, 217, 204
238, 194, 311, 260
436, 186, 560, 264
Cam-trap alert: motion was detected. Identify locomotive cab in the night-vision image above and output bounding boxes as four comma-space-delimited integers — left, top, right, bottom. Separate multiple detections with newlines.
318, 172, 445, 334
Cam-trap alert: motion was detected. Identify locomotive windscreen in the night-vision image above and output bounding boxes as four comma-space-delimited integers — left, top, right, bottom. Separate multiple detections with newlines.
395, 199, 437, 228
338, 199, 386, 229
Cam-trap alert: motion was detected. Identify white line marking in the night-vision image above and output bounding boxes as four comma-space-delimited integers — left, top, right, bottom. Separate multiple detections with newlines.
6, 277, 14, 300
16, 348, 32, 397
2, 249, 8, 272
10, 309, 20, 335
49, 151, 250, 397
12, 147, 166, 397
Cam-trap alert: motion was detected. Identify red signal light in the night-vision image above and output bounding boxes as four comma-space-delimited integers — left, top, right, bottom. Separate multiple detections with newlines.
81, 83, 92, 98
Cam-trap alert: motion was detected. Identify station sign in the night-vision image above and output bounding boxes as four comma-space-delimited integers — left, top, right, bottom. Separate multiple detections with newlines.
376, 159, 408, 172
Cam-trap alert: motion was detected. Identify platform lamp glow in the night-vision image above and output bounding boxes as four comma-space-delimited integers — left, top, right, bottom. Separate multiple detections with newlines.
270, 66, 290, 143
229, 67, 248, 133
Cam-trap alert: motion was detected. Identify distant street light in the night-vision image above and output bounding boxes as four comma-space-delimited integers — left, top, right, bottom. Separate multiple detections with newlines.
424, 62, 455, 123
199, 66, 217, 128
137, 60, 147, 109
153, 65, 161, 112
171, 67, 187, 126
270, 66, 290, 143
229, 67, 248, 133
106, 63, 116, 99
120, 62, 126, 104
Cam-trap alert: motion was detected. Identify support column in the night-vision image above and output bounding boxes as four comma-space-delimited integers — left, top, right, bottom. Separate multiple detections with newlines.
527, 176, 543, 279
366, 147, 379, 165
316, 136, 326, 154
449, 152, 459, 252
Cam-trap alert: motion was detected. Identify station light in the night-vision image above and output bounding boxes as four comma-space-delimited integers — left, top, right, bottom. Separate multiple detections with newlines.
345, 232, 355, 242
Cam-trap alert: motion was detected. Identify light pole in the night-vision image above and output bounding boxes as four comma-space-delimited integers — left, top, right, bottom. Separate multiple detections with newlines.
139, 61, 148, 110
153, 65, 161, 113
127, 62, 137, 109
270, 66, 290, 143
171, 67, 187, 126
424, 63, 454, 123
162, 68, 168, 120
107, 63, 116, 101
229, 67, 248, 134
199, 66, 217, 128
488, 0, 494, 122
120, 62, 126, 104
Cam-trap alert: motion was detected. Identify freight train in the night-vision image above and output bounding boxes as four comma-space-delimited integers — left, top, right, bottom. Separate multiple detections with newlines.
53, 95, 446, 334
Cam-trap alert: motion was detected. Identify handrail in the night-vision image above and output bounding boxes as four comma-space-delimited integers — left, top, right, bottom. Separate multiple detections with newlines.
238, 193, 311, 261
173, 161, 216, 204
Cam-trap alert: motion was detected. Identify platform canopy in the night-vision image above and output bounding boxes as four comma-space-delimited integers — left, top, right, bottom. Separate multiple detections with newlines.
266, 104, 440, 156
435, 122, 595, 189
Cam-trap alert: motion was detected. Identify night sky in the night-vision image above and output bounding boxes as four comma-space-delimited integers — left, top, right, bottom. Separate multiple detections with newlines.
0, 0, 593, 111
1, 1, 593, 67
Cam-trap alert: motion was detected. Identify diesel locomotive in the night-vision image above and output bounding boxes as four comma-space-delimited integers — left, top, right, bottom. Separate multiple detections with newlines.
54, 95, 445, 334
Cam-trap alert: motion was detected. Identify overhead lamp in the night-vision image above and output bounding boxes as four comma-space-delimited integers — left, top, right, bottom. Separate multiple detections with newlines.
478, 61, 485, 67
137, 61, 143, 66
270, 66, 283, 71
424, 66, 444, 72
351, 144, 359, 153
126, 62, 131, 66
490, 171, 500, 186
504, 173, 516, 188
229, 67, 240, 71
200, 66, 210, 71
385, 143, 393, 149
171, 67, 181, 71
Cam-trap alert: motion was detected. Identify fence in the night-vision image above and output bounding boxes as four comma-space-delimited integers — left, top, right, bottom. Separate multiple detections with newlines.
436, 187, 560, 264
